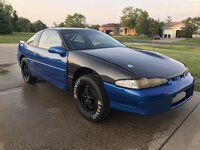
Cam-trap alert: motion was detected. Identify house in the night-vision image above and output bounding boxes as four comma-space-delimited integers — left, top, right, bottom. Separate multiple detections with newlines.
99, 23, 136, 36
162, 22, 185, 38
99, 23, 120, 35
119, 27, 137, 36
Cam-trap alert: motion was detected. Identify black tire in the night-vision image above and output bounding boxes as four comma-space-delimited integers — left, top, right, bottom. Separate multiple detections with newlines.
73, 74, 110, 122
20, 57, 37, 84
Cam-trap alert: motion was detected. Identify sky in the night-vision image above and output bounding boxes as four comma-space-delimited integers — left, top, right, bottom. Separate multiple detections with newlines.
7, 0, 200, 27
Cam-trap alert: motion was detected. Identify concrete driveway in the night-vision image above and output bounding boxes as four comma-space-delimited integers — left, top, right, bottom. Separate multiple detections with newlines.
0, 44, 18, 65
0, 44, 200, 150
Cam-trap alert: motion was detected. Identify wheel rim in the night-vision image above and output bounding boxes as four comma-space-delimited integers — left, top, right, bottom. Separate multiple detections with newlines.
22, 62, 30, 80
79, 85, 98, 113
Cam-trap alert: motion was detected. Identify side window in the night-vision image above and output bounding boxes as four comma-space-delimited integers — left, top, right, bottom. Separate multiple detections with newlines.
39, 30, 62, 49
27, 35, 36, 46
33, 31, 43, 46
27, 31, 42, 47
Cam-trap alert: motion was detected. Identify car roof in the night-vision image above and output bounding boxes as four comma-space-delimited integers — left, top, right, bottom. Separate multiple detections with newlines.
47, 27, 94, 32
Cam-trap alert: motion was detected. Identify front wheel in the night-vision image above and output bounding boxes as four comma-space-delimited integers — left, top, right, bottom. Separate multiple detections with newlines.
20, 57, 37, 84
73, 74, 110, 122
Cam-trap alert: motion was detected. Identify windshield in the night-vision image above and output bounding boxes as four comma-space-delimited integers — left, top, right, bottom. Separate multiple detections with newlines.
61, 30, 125, 50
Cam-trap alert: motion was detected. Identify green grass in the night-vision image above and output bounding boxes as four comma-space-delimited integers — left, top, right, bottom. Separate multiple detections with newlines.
128, 44, 200, 91
0, 32, 34, 43
176, 38, 200, 44
114, 35, 152, 43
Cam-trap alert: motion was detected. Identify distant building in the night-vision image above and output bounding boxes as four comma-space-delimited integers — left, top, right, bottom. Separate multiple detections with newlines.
119, 27, 137, 36
99, 23, 136, 36
162, 22, 185, 38
99, 23, 120, 35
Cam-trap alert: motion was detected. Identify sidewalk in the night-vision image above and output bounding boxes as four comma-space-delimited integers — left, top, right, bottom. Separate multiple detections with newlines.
162, 100, 200, 150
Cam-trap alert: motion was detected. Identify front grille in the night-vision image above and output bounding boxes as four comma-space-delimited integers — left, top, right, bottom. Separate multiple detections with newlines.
171, 72, 187, 82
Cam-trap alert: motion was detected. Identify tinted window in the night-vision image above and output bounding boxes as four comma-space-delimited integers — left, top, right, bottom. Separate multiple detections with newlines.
64, 33, 86, 50
61, 30, 125, 50
39, 30, 62, 49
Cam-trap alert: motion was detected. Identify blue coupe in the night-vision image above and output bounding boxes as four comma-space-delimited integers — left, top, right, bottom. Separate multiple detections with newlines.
18, 28, 195, 122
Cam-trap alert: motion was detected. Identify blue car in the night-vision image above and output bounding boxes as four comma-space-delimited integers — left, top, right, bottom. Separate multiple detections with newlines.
18, 28, 195, 122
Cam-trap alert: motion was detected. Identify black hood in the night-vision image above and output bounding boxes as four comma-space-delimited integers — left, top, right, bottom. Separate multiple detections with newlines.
80, 47, 186, 79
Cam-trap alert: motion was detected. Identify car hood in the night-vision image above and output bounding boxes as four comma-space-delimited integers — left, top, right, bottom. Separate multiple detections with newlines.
80, 47, 186, 79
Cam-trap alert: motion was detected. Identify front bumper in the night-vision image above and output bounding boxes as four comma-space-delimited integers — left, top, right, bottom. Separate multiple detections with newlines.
104, 73, 195, 115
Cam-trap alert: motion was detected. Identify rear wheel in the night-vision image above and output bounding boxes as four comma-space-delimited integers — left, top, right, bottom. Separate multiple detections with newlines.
73, 74, 110, 122
20, 57, 37, 84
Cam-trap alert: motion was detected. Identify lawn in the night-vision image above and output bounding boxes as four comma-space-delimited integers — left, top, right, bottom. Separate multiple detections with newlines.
114, 35, 152, 43
176, 38, 200, 44
0, 32, 34, 43
128, 44, 200, 91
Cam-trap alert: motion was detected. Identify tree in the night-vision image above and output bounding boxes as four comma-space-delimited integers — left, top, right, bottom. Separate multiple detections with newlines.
135, 10, 150, 35
89, 24, 100, 30
57, 22, 65, 27
166, 16, 173, 23
120, 6, 164, 37
11, 10, 19, 32
120, 7, 142, 29
64, 13, 86, 28
0, 0, 13, 34
31, 20, 47, 32
148, 18, 160, 37
181, 17, 200, 38
53, 22, 65, 27
158, 21, 164, 37
16, 17, 32, 32
0, 1, 48, 33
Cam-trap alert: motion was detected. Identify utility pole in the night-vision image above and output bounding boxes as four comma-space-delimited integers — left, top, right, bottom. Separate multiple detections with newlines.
152, 35, 155, 51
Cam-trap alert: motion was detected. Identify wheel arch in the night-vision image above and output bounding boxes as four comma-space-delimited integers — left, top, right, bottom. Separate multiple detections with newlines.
71, 67, 104, 90
19, 55, 25, 64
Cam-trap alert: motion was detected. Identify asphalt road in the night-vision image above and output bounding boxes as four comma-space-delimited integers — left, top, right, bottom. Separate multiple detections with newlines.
0, 44, 200, 150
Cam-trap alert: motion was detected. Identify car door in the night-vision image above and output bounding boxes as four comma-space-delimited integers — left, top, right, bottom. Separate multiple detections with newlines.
22, 31, 43, 77
34, 30, 68, 90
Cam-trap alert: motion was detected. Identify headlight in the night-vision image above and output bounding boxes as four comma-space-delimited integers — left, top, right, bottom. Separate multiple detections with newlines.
115, 78, 168, 89
184, 67, 189, 76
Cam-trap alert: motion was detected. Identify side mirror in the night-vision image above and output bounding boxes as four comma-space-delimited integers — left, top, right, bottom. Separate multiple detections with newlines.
48, 46, 67, 57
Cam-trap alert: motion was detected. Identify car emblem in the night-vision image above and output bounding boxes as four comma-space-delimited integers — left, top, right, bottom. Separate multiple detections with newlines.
127, 64, 133, 68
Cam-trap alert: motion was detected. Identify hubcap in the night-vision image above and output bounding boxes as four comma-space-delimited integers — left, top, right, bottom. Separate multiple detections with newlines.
79, 85, 98, 113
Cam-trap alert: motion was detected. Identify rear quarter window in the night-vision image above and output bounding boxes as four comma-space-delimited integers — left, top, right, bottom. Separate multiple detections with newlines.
27, 31, 43, 47
27, 35, 36, 46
